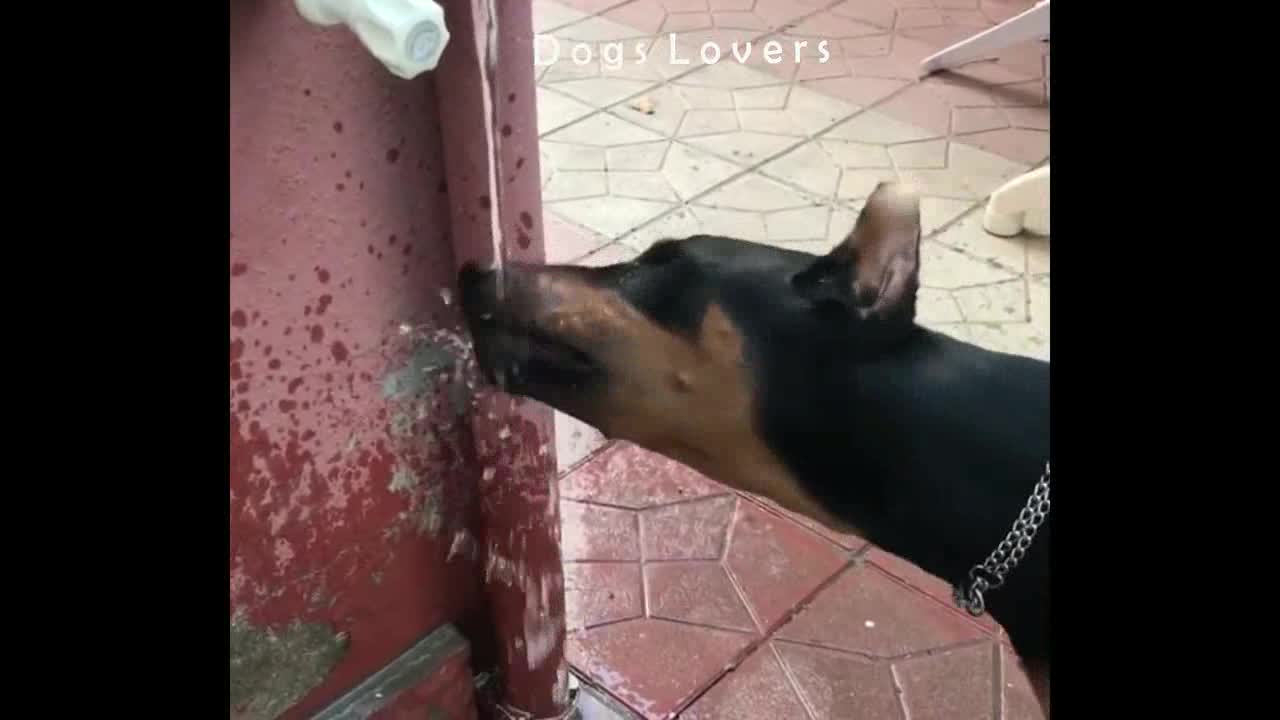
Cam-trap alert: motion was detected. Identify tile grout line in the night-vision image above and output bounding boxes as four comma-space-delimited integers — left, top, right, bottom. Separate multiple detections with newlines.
665, 556, 859, 718
560, 490, 734, 514
734, 491, 863, 554
559, 82, 1041, 259
606, 120, 857, 253
891, 663, 912, 720
535, 0, 854, 155
566, 671, 646, 720
540, 3, 1046, 148
540, 26, 1047, 260
637, 507, 649, 620
554, 436, 618, 479
535, 0, 639, 36
771, 634, 994, 667
770, 640, 821, 720
628, 614, 758, 637
861, 559, 1001, 637
577, 0, 849, 105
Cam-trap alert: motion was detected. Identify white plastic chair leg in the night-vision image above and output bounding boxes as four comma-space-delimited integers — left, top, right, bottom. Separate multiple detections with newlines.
983, 165, 1049, 237
920, 0, 1050, 77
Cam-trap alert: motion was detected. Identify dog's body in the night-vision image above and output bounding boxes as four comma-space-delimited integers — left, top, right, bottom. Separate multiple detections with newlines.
459, 184, 1050, 715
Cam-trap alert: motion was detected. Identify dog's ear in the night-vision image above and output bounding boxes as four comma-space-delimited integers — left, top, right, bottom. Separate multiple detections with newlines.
801, 182, 921, 323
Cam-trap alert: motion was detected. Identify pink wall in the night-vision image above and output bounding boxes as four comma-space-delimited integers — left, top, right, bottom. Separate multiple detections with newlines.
230, 1, 501, 716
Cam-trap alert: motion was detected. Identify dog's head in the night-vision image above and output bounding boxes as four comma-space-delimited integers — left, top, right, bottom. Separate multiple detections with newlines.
459, 182, 921, 519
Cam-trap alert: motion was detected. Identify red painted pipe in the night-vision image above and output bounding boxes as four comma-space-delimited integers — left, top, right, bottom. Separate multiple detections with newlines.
434, 1, 571, 718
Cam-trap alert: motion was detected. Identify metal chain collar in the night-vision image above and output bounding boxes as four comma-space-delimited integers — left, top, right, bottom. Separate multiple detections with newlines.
953, 461, 1051, 616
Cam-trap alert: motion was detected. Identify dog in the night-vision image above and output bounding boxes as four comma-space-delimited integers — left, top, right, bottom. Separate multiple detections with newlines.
458, 182, 1050, 716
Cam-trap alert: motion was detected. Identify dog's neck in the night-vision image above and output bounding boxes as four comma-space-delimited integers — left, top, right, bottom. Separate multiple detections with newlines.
781, 327, 1050, 589
816, 328, 1051, 663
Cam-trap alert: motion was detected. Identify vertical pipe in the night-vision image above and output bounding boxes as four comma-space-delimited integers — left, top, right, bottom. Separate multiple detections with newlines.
433, 1, 571, 718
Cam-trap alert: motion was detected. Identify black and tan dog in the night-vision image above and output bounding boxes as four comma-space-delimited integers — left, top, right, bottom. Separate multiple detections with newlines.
459, 183, 1050, 715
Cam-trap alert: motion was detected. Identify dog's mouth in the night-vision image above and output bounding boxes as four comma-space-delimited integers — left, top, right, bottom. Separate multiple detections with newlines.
474, 318, 601, 388
458, 264, 604, 398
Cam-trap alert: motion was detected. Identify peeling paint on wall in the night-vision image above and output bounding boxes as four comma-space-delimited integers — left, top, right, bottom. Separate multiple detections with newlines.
231, 321, 486, 609
523, 572, 563, 671
230, 611, 350, 720
230, 0, 510, 712
381, 342, 453, 401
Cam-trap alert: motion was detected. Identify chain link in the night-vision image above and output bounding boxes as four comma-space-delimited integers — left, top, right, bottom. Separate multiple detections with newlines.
954, 461, 1050, 616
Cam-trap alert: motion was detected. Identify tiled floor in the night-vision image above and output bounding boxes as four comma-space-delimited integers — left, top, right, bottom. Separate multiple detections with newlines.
534, 1, 1049, 718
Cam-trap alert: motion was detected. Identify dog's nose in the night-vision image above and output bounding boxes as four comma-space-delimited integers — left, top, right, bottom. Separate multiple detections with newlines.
457, 262, 499, 319
459, 261, 491, 287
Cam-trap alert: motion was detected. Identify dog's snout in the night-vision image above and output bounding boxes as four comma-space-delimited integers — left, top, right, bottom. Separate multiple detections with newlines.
458, 263, 549, 332
459, 262, 496, 298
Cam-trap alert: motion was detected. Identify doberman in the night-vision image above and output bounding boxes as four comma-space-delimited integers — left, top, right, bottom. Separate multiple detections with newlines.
459, 182, 1050, 716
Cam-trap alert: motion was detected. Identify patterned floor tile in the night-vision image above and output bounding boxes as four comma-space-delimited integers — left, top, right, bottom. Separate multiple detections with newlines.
684, 131, 803, 167
554, 409, 608, 473
541, 110, 752, 239
555, 77, 668, 109
962, 320, 1048, 361
617, 204, 760, 252
562, 501, 641, 562
1001, 644, 1046, 720
1028, 275, 1048, 331
579, 241, 642, 266
534, 0, 591, 34
876, 78, 1048, 166
608, 63, 859, 177
566, 562, 645, 630
551, 13, 658, 43
680, 645, 808, 719
544, 209, 611, 263
932, 206, 1024, 265
542, 140, 609, 172
894, 641, 997, 720
693, 171, 820, 212
865, 546, 1000, 634
919, 239, 1018, 289
731, 0, 1050, 166
551, 195, 675, 238
739, 494, 867, 551
544, 112, 664, 148
538, 86, 599, 136
645, 561, 757, 632
725, 501, 850, 632
953, 280, 1026, 324
756, 111, 1031, 210
775, 641, 903, 719
537, 43, 670, 87
776, 564, 990, 658
610, 81, 738, 138
562, 442, 729, 509
617, 172, 858, 253
1026, 233, 1049, 275
641, 496, 738, 561
543, 170, 611, 202
552, 0, 630, 14
599, 0, 671, 36
568, 618, 754, 720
